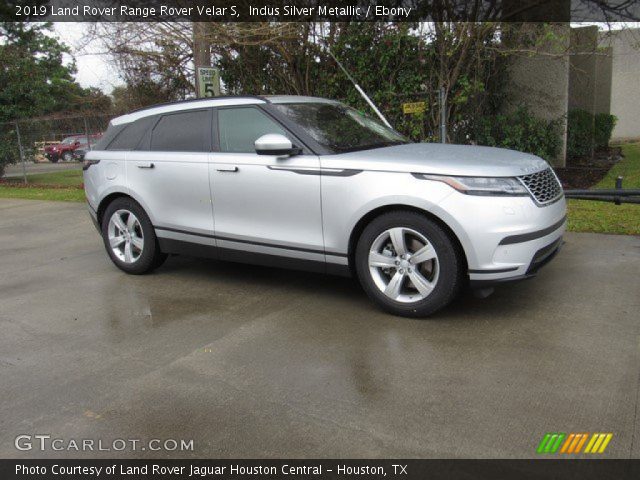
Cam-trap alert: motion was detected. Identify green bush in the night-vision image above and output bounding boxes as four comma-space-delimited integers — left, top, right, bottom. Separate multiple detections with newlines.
594, 113, 617, 149
567, 109, 594, 158
471, 106, 562, 162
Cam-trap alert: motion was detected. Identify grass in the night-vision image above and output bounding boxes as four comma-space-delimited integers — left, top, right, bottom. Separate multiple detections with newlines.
20, 168, 83, 186
567, 142, 640, 235
0, 186, 85, 202
0, 167, 84, 202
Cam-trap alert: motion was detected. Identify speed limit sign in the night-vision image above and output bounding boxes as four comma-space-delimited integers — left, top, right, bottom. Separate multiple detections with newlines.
197, 67, 221, 98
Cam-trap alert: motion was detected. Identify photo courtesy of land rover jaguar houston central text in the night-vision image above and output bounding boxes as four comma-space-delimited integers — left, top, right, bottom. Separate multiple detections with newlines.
83, 96, 566, 317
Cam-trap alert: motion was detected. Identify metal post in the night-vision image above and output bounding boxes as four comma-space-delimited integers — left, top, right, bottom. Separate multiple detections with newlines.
83, 117, 91, 149
328, 49, 393, 129
15, 121, 27, 184
439, 87, 447, 144
615, 176, 623, 205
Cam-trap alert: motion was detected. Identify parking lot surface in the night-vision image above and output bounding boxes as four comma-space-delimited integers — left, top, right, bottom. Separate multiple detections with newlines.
1, 199, 639, 458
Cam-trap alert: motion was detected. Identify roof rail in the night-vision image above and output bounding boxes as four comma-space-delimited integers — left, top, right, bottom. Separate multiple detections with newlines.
128, 95, 269, 114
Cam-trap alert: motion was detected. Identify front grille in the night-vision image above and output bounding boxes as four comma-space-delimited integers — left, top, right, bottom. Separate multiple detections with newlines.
518, 168, 563, 205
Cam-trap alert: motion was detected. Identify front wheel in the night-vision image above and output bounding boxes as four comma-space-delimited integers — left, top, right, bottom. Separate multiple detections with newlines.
355, 211, 464, 318
101, 197, 167, 274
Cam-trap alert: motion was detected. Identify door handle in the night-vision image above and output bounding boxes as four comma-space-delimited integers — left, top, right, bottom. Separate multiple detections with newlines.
216, 166, 239, 172
137, 162, 154, 169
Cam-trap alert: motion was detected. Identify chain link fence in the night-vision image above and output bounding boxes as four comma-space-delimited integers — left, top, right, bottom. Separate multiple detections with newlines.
0, 113, 114, 181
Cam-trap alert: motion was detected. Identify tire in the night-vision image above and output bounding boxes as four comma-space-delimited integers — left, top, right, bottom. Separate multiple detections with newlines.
62, 152, 73, 162
49, 156, 59, 163
101, 197, 167, 274
355, 211, 464, 318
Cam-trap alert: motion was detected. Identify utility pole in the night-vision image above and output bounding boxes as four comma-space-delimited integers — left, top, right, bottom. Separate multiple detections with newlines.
192, 22, 211, 97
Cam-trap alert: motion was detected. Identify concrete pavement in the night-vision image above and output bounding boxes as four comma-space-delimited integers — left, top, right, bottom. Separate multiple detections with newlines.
1, 199, 639, 459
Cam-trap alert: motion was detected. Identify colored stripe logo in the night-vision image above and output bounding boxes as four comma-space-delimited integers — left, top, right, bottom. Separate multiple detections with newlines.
537, 433, 613, 454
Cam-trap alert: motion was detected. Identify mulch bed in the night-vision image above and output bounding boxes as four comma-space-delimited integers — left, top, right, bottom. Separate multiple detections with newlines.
555, 147, 622, 190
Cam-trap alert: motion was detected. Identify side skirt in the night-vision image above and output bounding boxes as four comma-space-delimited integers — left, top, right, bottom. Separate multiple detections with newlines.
157, 237, 351, 277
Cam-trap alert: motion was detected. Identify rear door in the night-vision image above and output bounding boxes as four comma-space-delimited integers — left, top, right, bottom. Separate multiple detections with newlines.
209, 105, 324, 267
125, 109, 216, 251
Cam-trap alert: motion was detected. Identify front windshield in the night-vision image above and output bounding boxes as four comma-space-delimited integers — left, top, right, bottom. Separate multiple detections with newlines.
273, 102, 408, 153
60, 137, 77, 145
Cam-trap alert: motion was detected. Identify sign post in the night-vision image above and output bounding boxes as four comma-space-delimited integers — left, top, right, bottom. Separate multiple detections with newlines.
197, 67, 221, 98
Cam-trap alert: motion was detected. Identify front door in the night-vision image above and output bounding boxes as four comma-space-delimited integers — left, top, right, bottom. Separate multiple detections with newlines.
210, 106, 324, 268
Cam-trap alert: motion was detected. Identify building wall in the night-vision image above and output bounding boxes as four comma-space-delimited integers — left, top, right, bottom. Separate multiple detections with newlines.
600, 28, 640, 141
568, 26, 598, 115
594, 47, 612, 115
504, 24, 570, 167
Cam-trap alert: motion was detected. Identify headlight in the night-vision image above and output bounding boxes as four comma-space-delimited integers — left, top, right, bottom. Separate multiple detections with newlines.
421, 175, 529, 196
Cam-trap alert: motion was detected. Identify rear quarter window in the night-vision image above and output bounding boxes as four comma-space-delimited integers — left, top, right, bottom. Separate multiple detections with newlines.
150, 109, 212, 152
106, 116, 157, 151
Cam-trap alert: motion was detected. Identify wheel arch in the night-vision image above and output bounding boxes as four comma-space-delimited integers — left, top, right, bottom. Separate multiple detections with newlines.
347, 204, 469, 276
97, 192, 135, 227
97, 189, 157, 228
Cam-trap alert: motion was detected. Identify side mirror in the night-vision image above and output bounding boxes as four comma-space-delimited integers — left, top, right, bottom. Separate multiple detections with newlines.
255, 134, 300, 156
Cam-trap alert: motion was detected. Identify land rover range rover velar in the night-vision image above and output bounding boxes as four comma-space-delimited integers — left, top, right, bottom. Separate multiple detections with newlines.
84, 96, 566, 317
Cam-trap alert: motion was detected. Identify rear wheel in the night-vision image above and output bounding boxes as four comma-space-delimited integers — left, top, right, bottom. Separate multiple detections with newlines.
355, 211, 463, 318
101, 197, 167, 274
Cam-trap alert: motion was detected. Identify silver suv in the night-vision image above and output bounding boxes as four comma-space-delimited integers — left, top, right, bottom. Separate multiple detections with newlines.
84, 96, 566, 317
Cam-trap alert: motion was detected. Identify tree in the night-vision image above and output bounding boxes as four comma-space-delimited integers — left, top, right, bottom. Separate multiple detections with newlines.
86, 22, 301, 108
0, 22, 111, 176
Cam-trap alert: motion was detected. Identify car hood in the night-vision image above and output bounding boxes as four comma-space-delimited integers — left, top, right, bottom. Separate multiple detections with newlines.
323, 143, 550, 177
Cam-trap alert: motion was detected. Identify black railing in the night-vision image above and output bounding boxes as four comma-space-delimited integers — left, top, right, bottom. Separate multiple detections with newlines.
564, 177, 640, 205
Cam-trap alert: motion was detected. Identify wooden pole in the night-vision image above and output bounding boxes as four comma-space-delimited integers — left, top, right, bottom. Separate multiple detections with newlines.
193, 22, 211, 98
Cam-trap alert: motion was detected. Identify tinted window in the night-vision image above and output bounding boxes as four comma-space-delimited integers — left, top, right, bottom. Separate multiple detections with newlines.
93, 123, 124, 151
273, 102, 407, 153
150, 110, 210, 152
218, 107, 288, 153
107, 116, 156, 151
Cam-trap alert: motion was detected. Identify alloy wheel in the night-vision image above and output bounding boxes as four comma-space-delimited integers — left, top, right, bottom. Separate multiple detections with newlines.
107, 209, 144, 264
368, 227, 440, 303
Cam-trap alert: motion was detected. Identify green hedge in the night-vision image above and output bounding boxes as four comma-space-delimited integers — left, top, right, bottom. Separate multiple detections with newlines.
594, 113, 617, 149
567, 109, 617, 158
567, 109, 594, 158
472, 106, 562, 162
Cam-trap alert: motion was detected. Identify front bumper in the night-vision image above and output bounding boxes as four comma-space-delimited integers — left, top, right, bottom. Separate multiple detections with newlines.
435, 190, 566, 284
469, 236, 563, 288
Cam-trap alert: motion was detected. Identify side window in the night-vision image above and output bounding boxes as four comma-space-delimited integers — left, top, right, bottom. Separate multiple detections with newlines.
150, 110, 210, 152
107, 116, 155, 151
218, 107, 288, 153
